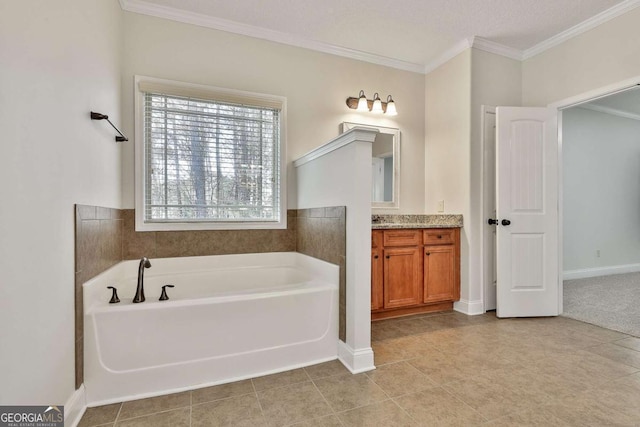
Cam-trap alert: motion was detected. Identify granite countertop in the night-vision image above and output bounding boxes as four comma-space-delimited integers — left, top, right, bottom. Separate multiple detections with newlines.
371, 214, 463, 229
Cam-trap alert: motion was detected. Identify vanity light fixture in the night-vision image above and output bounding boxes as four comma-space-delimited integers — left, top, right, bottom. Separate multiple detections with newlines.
346, 91, 398, 115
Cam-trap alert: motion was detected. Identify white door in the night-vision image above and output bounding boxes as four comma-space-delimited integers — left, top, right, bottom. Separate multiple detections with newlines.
496, 107, 559, 318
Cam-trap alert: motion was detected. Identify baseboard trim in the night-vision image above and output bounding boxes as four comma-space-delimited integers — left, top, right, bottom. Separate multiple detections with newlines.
65, 385, 87, 427
454, 299, 484, 315
337, 340, 375, 373
564, 263, 640, 280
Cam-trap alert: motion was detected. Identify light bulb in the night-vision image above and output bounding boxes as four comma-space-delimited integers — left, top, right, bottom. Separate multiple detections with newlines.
356, 90, 369, 112
385, 95, 397, 116
371, 93, 384, 114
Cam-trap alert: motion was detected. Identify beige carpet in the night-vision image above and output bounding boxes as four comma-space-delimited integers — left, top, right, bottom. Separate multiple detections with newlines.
563, 272, 640, 337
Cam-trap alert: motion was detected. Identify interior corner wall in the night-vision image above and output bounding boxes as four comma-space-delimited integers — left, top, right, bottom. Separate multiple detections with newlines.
119, 12, 426, 214
424, 50, 472, 304
469, 49, 522, 308
0, 0, 123, 405
522, 6, 640, 107
563, 107, 640, 274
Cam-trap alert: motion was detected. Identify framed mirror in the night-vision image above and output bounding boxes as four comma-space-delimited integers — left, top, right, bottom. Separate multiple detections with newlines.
341, 122, 400, 209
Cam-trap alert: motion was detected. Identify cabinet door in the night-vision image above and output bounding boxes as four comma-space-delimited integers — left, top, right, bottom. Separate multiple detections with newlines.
371, 249, 384, 310
424, 245, 455, 303
384, 247, 423, 308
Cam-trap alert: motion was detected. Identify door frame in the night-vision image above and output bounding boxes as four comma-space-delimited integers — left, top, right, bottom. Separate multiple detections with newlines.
480, 105, 496, 311
481, 75, 640, 315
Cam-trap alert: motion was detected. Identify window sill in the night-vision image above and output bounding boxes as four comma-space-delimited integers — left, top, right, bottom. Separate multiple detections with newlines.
134, 218, 287, 232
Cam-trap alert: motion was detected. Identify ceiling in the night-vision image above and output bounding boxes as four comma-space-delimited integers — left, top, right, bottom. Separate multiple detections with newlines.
120, 0, 639, 72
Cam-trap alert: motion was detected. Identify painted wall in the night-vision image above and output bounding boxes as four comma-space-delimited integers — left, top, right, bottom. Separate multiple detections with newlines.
295, 130, 375, 373
425, 48, 522, 313
469, 49, 522, 311
0, 0, 122, 406
563, 107, 640, 274
120, 12, 426, 214
424, 50, 472, 305
522, 7, 640, 107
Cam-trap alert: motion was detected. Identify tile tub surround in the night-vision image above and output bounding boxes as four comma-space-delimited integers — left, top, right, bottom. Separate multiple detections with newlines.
371, 214, 463, 229
78, 312, 640, 426
75, 205, 123, 389
121, 209, 296, 259
296, 207, 346, 341
75, 206, 345, 389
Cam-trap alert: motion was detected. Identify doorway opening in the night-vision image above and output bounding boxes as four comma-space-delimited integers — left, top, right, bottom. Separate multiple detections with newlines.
482, 79, 640, 326
561, 86, 640, 337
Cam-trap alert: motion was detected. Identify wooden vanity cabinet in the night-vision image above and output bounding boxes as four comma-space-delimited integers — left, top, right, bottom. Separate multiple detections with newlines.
372, 227, 460, 320
371, 231, 384, 310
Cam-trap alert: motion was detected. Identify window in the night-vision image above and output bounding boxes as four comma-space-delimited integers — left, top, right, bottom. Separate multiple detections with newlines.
135, 77, 286, 231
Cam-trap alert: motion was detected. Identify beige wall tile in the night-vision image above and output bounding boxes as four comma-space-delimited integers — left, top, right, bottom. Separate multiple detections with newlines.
74, 204, 124, 390
122, 210, 156, 260
77, 204, 97, 221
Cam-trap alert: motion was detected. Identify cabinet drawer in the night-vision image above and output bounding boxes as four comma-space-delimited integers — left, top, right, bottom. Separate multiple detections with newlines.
423, 228, 455, 245
372, 230, 383, 248
383, 230, 422, 247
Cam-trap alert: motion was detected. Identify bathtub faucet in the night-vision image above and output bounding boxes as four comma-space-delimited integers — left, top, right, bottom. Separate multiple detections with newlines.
133, 257, 151, 303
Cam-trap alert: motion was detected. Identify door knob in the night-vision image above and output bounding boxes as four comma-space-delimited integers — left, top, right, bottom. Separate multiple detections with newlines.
488, 218, 499, 225
501, 219, 511, 226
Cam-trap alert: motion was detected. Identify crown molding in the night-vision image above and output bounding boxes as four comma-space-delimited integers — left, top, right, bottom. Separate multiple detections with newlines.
120, 0, 640, 74
522, 0, 640, 60
423, 38, 473, 74
119, 0, 425, 74
470, 36, 523, 61
580, 103, 640, 121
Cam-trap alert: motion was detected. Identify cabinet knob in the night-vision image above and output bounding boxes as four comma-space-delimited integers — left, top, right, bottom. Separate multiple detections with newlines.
437, 235, 442, 239
426, 252, 430, 256
385, 255, 390, 259
374, 255, 379, 259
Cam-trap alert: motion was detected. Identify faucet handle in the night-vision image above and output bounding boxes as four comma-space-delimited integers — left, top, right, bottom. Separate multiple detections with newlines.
107, 286, 120, 304
159, 285, 174, 301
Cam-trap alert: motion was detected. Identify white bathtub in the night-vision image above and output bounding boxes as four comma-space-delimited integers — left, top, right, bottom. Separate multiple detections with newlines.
84, 252, 339, 404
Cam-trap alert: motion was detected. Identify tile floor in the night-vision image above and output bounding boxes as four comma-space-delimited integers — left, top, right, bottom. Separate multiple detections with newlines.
79, 311, 640, 426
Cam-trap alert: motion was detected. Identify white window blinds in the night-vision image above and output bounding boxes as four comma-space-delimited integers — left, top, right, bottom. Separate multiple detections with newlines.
142, 91, 281, 223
